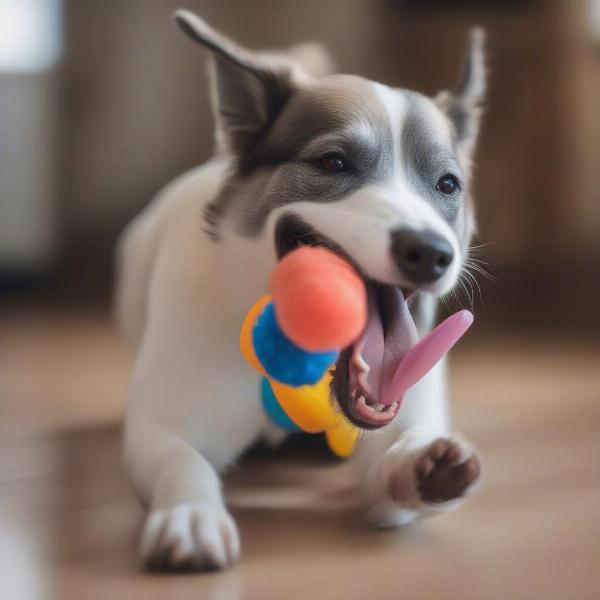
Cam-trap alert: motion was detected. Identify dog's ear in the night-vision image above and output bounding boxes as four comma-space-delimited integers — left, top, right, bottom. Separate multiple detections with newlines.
174, 10, 301, 157
435, 28, 486, 167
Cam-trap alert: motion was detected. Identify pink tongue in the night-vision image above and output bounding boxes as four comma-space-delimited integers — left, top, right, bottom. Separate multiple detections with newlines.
359, 287, 473, 406
360, 288, 418, 402
381, 309, 473, 405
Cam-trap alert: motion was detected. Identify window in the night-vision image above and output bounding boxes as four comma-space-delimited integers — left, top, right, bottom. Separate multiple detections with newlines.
0, 0, 62, 73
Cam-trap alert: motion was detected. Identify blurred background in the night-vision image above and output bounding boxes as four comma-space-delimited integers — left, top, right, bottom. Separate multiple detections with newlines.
1, 1, 599, 599
2, 0, 600, 331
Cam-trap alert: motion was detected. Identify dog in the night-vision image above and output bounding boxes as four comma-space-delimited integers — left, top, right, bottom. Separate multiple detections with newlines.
115, 9, 486, 571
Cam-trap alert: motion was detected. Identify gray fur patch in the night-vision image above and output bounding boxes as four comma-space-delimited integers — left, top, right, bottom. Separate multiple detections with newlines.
400, 92, 465, 227
209, 75, 395, 236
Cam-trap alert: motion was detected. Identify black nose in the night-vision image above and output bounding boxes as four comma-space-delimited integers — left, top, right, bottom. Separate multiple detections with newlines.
391, 228, 454, 284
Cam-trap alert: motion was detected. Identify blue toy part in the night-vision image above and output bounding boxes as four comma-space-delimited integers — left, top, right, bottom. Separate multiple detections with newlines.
260, 377, 301, 432
252, 302, 338, 387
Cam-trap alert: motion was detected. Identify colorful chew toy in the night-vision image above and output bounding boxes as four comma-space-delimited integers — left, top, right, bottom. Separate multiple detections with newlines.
240, 246, 474, 458
240, 247, 366, 457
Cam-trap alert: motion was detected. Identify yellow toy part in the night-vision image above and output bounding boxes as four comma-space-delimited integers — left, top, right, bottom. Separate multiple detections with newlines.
239, 294, 271, 376
269, 373, 335, 433
325, 420, 360, 458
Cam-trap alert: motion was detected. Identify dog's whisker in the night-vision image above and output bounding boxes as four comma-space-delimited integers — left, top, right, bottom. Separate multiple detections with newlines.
468, 242, 496, 253
464, 259, 497, 282
457, 264, 482, 310
465, 256, 494, 267
467, 244, 496, 263
449, 276, 473, 311
462, 268, 486, 308
445, 282, 468, 312
465, 254, 496, 267
467, 253, 495, 264
440, 294, 451, 311
461, 260, 491, 308
461, 276, 475, 309
465, 263, 497, 282
464, 252, 497, 279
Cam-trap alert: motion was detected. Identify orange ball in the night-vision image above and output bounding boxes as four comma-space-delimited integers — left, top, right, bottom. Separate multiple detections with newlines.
270, 246, 367, 352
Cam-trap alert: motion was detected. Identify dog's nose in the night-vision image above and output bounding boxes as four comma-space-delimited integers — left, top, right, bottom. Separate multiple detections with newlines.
391, 228, 454, 285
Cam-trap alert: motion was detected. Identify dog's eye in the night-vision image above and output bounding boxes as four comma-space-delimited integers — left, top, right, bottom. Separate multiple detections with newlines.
436, 174, 461, 195
318, 154, 348, 173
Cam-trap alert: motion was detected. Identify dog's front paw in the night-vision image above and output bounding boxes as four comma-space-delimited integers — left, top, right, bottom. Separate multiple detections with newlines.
366, 435, 481, 528
390, 437, 481, 507
140, 503, 240, 571
414, 438, 480, 504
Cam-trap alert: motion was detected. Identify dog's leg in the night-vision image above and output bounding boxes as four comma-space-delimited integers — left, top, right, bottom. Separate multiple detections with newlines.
116, 167, 273, 570
356, 357, 481, 528
124, 358, 263, 570
125, 421, 241, 570
123, 290, 264, 570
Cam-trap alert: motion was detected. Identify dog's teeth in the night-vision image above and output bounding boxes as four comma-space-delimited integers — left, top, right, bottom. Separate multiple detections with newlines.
373, 403, 385, 412
358, 395, 367, 407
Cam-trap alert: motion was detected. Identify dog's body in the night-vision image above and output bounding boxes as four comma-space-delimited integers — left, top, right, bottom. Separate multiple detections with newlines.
116, 10, 486, 570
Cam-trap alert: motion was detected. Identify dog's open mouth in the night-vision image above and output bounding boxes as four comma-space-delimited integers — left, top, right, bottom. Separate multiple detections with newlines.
333, 283, 417, 429
276, 215, 421, 430
275, 214, 473, 431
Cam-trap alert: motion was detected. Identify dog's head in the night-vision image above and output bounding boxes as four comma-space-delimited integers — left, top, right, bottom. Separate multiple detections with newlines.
175, 10, 486, 429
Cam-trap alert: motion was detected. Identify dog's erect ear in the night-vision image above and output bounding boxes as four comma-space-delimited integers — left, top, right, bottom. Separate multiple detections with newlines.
436, 28, 486, 167
174, 10, 303, 157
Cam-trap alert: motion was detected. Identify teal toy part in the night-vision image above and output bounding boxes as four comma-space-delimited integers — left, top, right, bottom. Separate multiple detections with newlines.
260, 377, 301, 432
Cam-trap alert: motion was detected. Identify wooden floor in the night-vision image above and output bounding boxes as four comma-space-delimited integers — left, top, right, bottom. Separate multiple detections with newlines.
1, 302, 599, 600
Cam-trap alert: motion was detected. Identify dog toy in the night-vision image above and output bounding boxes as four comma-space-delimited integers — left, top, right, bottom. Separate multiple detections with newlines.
240, 246, 474, 458
270, 247, 367, 352
240, 247, 366, 457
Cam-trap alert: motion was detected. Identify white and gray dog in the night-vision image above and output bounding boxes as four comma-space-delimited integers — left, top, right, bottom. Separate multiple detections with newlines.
115, 9, 486, 571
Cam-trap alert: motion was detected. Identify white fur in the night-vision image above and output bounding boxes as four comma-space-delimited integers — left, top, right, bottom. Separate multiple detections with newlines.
116, 160, 479, 571
116, 15, 482, 570
374, 82, 463, 292
119, 159, 263, 568
281, 182, 461, 294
